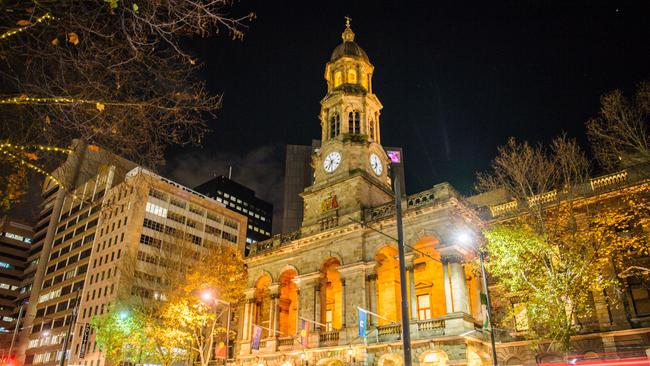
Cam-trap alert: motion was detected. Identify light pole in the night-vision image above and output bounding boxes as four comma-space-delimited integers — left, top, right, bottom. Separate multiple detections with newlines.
457, 232, 498, 366
199, 290, 232, 366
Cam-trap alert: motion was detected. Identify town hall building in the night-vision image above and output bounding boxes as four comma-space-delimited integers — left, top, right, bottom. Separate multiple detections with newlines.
235, 20, 491, 366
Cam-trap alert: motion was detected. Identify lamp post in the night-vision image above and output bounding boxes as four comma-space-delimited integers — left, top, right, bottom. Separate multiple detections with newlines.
457, 232, 498, 366
199, 290, 232, 366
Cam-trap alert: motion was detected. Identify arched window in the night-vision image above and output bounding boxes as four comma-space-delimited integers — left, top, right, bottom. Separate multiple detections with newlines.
348, 111, 360, 134
334, 71, 342, 87
347, 69, 357, 84
329, 112, 340, 139
369, 120, 375, 140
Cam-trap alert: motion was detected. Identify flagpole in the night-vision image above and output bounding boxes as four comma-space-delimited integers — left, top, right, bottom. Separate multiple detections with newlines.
298, 317, 327, 327
357, 307, 395, 324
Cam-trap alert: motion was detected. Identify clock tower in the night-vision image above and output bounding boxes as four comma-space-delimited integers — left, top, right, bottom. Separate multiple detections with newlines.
300, 19, 394, 234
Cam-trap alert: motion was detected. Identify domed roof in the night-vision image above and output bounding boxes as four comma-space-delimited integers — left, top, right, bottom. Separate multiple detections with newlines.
330, 18, 369, 62
330, 41, 369, 62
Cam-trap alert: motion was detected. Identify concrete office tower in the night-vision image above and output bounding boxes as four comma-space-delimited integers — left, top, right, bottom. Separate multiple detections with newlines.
18, 141, 136, 366
67, 167, 247, 366
0, 216, 33, 359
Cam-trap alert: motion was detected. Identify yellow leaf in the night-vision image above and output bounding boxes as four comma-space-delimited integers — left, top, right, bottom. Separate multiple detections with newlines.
51, 38, 59, 46
25, 153, 38, 161
67, 32, 79, 45
16, 20, 32, 26
95, 102, 105, 112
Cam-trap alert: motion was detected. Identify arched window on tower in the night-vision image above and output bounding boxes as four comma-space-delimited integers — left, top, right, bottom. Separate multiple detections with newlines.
330, 112, 340, 139
334, 71, 342, 87
347, 69, 357, 84
348, 111, 360, 134
369, 119, 375, 141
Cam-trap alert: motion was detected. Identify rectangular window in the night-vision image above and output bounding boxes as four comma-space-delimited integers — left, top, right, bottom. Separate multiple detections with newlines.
629, 277, 650, 316
145, 202, 168, 218
417, 294, 431, 320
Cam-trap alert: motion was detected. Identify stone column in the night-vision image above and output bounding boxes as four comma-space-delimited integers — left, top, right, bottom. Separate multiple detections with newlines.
268, 284, 280, 338
443, 260, 454, 313
366, 273, 378, 326
339, 263, 367, 336
449, 261, 470, 314
296, 272, 321, 347
315, 282, 322, 330
341, 279, 347, 328
407, 265, 418, 320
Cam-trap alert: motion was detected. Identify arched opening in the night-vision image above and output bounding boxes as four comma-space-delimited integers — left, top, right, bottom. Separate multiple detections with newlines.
413, 237, 445, 318
375, 246, 401, 325
348, 111, 360, 134
321, 258, 343, 331
329, 112, 340, 139
379, 353, 404, 366
369, 120, 375, 141
347, 69, 357, 84
278, 269, 298, 337
467, 351, 484, 366
254, 274, 272, 338
317, 358, 345, 366
506, 357, 523, 366
421, 350, 448, 366
334, 71, 342, 87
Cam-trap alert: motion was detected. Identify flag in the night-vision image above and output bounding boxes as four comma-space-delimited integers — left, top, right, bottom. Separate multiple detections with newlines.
298, 319, 310, 347
251, 325, 263, 350
358, 308, 367, 337
215, 341, 227, 359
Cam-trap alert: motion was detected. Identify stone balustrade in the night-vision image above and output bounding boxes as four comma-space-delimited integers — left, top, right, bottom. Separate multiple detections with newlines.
318, 330, 340, 346
590, 170, 628, 191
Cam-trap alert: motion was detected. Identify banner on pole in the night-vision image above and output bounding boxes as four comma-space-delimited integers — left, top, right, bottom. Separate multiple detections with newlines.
298, 318, 310, 347
251, 325, 263, 350
358, 308, 367, 337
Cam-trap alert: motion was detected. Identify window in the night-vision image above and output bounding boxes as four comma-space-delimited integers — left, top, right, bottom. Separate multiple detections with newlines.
334, 71, 342, 87
325, 309, 333, 331
140, 234, 162, 249
329, 112, 340, 139
143, 218, 164, 232
347, 68, 357, 83
348, 111, 360, 134
148, 188, 168, 201
417, 294, 431, 320
145, 202, 167, 218
224, 218, 239, 230
369, 120, 375, 140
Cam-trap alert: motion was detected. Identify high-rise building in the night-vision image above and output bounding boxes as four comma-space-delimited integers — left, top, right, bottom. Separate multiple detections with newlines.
282, 141, 320, 233
67, 167, 247, 366
0, 216, 33, 358
195, 176, 272, 255
17, 142, 137, 366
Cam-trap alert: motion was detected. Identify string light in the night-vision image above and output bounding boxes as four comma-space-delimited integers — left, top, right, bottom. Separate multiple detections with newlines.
0, 13, 54, 41
0, 142, 73, 155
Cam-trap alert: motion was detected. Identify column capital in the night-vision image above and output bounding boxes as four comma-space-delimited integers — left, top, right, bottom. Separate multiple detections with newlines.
268, 283, 280, 296
244, 288, 256, 300
439, 244, 471, 263
295, 272, 321, 287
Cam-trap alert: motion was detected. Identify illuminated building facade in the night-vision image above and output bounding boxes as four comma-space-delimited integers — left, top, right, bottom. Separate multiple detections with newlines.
236, 21, 488, 366
235, 21, 650, 366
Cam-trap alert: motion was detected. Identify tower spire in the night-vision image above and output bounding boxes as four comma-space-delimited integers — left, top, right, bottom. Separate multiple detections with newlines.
342, 16, 355, 42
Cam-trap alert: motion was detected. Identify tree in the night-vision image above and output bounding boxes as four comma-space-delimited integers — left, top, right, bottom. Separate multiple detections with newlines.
586, 81, 650, 170
91, 304, 146, 365
162, 244, 247, 366
0, 0, 253, 209
477, 136, 649, 351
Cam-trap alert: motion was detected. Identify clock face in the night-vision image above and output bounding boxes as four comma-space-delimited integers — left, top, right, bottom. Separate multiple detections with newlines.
323, 151, 342, 173
369, 153, 383, 176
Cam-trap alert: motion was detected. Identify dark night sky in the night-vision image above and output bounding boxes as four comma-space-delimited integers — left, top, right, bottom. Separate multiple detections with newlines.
164, 0, 650, 231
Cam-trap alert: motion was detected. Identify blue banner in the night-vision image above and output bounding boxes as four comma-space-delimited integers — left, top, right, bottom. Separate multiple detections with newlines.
251, 325, 263, 350
358, 308, 367, 337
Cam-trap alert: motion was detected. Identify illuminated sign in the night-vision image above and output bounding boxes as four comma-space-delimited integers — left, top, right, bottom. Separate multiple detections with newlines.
387, 150, 401, 163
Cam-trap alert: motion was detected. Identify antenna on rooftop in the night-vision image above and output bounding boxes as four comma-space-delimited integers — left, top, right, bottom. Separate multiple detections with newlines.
228, 165, 233, 180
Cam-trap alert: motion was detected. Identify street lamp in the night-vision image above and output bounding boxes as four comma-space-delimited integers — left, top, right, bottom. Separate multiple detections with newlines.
456, 231, 498, 366
198, 289, 232, 366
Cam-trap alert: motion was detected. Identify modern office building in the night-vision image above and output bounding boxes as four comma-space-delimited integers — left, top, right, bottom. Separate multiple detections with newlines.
67, 167, 247, 366
17, 142, 137, 366
0, 216, 33, 359
195, 176, 272, 255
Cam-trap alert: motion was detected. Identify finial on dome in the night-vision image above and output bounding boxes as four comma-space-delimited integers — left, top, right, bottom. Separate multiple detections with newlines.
342, 16, 355, 42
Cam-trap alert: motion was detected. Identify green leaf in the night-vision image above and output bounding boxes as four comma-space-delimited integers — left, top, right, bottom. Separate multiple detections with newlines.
132, 3, 139, 13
